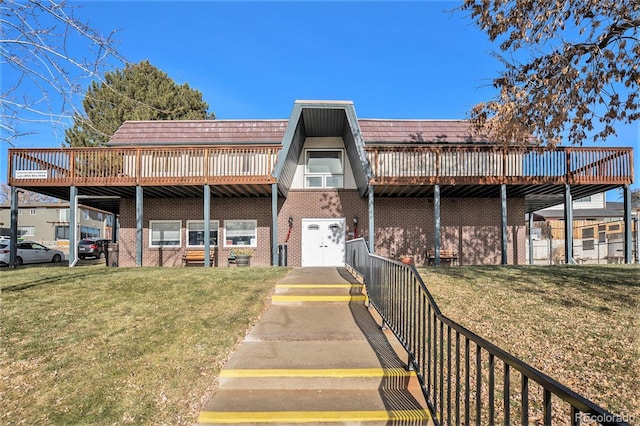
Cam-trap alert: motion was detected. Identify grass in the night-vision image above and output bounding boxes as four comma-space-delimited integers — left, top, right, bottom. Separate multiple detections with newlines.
1, 264, 290, 425
417, 265, 640, 423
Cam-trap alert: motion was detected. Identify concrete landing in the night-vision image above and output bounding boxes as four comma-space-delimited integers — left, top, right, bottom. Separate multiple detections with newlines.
197, 267, 433, 425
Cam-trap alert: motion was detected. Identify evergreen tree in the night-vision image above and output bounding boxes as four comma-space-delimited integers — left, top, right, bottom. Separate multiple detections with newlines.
65, 60, 214, 147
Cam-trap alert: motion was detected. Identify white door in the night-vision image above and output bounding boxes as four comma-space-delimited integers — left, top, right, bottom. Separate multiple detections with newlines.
301, 218, 345, 267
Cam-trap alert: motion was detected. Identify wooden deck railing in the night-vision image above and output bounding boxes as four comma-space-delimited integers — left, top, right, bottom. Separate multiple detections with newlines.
366, 146, 633, 185
8, 145, 633, 187
9, 146, 280, 187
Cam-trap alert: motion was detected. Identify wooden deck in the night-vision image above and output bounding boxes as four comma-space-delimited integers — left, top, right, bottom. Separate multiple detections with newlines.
8, 145, 633, 190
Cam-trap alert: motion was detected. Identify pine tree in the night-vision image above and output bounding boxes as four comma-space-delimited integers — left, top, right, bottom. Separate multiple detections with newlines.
65, 60, 214, 147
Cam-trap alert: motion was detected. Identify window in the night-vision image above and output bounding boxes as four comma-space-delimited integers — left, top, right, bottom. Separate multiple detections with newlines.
97, 212, 103, 221
83, 209, 89, 220
30, 208, 36, 215
305, 149, 344, 188
582, 240, 595, 250
56, 225, 70, 240
224, 220, 257, 247
187, 220, 219, 247
598, 231, 606, 243
18, 209, 23, 216
582, 227, 594, 238
149, 220, 181, 247
60, 209, 70, 222
18, 226, 35, 237
80, 226, 100, 239
575, 196, 592, 203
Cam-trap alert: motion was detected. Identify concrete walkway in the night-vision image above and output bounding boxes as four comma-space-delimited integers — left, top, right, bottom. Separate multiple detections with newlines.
197, 267, 432, 425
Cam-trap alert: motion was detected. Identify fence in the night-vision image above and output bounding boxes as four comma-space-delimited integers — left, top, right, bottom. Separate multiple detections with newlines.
345, 238, 631, 426
528, 220, 638, 265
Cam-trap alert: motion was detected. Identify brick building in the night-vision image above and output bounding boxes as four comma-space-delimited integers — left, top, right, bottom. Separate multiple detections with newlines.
7, 100, 635, 267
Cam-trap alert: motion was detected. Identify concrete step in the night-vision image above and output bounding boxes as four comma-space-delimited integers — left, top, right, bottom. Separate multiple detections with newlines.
198, 389, 431, 425
219, 340, 413, 390
244, 304, 381, 343
274, 283, 365, 294
219, 367, 418, 391
272, 283, 367, 304
197, 268, 434, 426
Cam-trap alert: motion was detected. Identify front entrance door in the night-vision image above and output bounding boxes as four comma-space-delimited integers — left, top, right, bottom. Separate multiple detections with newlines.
301, 218, 345, 267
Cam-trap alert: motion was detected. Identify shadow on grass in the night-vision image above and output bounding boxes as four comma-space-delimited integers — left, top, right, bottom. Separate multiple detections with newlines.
420, 265, 640, 312
1, 267, 120, 293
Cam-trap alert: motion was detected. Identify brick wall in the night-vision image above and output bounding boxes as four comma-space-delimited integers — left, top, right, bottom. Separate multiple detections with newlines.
119, 197, 272, 267
118, 192, 526, 267
374, 197, 526, 265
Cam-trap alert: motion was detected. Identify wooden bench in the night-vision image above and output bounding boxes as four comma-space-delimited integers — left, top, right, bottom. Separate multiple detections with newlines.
427, 249, 458, 266
182, 249, 216, 266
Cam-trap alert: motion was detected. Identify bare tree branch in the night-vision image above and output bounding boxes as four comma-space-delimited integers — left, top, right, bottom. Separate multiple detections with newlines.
0, 0, 127, 146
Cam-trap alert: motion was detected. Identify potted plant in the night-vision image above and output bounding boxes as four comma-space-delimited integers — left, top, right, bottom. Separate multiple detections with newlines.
399, 254, 414, 265
231, 248, 254, 267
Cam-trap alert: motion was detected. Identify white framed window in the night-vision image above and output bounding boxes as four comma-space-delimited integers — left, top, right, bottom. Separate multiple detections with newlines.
149, 220, 181, 247
60, 209, 70, 222
97, 212, 103, 221
18, 209, 23, 216
305, 149, 344, 189
187, 220, 219, 247
18, 226, 35, 237
30, 208, 37, 216
224, 220, 257, 247
82, 209, 89, 220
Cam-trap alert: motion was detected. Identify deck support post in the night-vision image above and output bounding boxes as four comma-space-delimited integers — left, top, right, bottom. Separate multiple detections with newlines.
9, 186, 20, 268
69, 186, 78, 267
501, 184, 508, 265
564, 184, 575, 264
136, 185, 143, 267
204, 185, 211, 268
623, 184, 632, 264
272, 183, 279, 266
368, 184, 375, 254
434, 184, 441, 266
528, 213, 534, 265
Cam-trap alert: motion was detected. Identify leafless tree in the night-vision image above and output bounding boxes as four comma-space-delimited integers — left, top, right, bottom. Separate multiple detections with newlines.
461, 0, 639, 147
1, 0, 126, 146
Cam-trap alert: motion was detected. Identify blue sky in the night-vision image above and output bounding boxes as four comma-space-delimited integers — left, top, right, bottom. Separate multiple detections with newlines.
2, 1, 638, 196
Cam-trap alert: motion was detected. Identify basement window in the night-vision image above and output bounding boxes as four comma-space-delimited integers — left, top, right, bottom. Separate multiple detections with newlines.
149, 220, 181, 247
224, 220, 257, 247
187, 220, 219, 247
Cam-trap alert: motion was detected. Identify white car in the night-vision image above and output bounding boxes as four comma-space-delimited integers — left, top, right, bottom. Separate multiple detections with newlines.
0, 240, 64, 266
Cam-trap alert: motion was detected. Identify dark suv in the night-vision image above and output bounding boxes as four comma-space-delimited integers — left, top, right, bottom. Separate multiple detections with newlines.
77, 239, 110, 259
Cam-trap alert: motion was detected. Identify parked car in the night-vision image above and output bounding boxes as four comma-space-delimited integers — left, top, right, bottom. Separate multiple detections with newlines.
77, 238, 110, 259
0, 240, 64, 265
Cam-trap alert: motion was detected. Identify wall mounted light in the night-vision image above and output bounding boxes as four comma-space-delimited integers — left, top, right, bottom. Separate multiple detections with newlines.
352, 216, 358, 226
288, 216, 294, 227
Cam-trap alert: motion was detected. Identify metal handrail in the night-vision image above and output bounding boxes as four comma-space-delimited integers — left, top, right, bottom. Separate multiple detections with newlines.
346, 238, 632, 426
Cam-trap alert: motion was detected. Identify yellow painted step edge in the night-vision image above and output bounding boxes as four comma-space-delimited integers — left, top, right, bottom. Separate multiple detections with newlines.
199, 409, 431, 424
275, 284, 363, 289
219, 368, 416, 378
271, 295, 367, 302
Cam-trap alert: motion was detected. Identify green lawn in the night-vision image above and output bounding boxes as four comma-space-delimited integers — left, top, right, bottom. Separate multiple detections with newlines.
418, 265, 640, 423
3, 264, 638, 424
1, 265, 290, 425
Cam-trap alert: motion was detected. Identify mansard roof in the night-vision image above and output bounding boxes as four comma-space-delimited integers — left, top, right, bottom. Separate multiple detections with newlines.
108, 115, 488, 146
109, 119, 288, 145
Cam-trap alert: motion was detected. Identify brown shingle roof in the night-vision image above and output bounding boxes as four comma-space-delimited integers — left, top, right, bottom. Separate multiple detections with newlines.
358, 119, 490, 144
109, 120, 289, 145
108, 118, 491, 146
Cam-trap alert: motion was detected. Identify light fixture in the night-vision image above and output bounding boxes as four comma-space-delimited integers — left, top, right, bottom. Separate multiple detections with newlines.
352, 216, 358, 226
